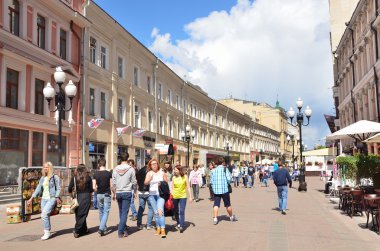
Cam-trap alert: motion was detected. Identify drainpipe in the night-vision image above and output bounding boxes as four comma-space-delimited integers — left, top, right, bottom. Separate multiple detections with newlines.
80, 0, 90, 165
348, 27, 357, 122
351, 90, 357, 122
371, 0, 380, 122
181, 80, 186, 130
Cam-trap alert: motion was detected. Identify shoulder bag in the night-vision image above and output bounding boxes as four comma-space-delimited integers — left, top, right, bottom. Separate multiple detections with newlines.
224, 168, 232, 194
70, 177, 79, 211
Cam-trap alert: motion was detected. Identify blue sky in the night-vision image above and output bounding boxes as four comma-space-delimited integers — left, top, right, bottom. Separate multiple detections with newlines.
94, 0, 237, 45
94, 0, 334, 150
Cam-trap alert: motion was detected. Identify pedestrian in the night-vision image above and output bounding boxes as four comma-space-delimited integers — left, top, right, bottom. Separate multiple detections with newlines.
92, 158, 112, 236
269, 164, 274, 179
162, 161, 173, 189
136, 159, 154, 230
211, 157, 237, 225
241, 162, 248, 188
127, 159, 138, 221
199, 164, 206, 188
247, 162, 255, 188
112, 152, 136, 238
144, 159, 169, 238
232, 165, 240, 187
27, 162, 61, 240
189, 165, 202, 202
171, 165, 193, 233
208, 162, 215, 201
69, 164, 93, 238
273, 163, 292, 215
262, 171, 269, 187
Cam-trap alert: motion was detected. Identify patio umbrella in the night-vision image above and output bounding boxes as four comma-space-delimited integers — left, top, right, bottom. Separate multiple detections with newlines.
326, 120, 380, 142
363, 132, 380, 143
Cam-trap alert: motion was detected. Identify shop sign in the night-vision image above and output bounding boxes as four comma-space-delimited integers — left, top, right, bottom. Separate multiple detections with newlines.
143, 136, 156, 142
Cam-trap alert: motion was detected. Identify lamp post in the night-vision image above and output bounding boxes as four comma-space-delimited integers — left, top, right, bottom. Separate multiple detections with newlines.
287, 97, 312, 192
287, 134, 297, 168
43, 67, 77, 166
180, 124, 195, 168
225, 140, 232, 167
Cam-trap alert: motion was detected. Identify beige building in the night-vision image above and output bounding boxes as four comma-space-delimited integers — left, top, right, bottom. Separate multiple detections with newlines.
331, 0, 380, 154
83, 2, 251, 169
218, 98, 286, 162
329, 0, 360, 52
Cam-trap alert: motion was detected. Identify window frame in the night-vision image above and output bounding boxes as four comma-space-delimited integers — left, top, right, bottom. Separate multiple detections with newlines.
6, 68, 19, 109
8, 0, 20, 36
37, 14, 46, 49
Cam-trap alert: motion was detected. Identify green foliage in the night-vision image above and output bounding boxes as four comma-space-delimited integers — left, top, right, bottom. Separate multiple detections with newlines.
357, 154, 380, 179
336, 155, 358, 181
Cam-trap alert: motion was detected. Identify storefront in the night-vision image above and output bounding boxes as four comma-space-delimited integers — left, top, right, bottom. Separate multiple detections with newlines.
88, 141, 106, 171
206, 150, 226, 165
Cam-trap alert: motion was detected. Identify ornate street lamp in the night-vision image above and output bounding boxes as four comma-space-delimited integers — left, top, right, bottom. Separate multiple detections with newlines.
43, 67, 77, 166
287, 97, 312, 192
180, 124, 195, 168
225, 140, 232, 167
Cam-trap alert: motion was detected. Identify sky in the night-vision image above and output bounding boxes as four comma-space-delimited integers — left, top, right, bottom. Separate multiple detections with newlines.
95, 0, 334, 150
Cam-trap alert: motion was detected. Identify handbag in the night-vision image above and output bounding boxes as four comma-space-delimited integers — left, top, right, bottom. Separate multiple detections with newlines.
70, 177, 79, 210
51, 175, 62, 216
224, 168, 232, 194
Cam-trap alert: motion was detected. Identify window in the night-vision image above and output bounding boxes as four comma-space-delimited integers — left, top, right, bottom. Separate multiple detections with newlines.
169, 119, 173, 137
134, 105, 141, 128
32, 132, 43, 166
167, 89, 172, 105
37, 14, 45, 49
118, 98, 124, 123
60, 29, 67, 60
147, 76, 151, 94
159, 115, 164, 134
184, 100, 187, 114
158, 83, 162, 100
89, 88, 95, 116
6, 68, 19, 109
190, 104, 193, 116
133, 66, 139, 86
100, 92, 106, 118
208, 113, 211, 124
148, 111, 153, 131
176, 95, 180, 110
215, 114, 218, 126
118, 57, 123, 78
194, 106, 197, 118
0, 127, 28, 173
47, 134, 66, 166
90, 37, 96, 64
35, 79, 44, 115
100, 46, 106, 68
9, 0, 20, 36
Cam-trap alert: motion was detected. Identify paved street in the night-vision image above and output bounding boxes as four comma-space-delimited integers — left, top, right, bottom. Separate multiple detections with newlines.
0, 177, 379, 251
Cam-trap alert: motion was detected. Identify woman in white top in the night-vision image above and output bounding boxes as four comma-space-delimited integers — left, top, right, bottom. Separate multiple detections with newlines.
189, 165, 202, 202
144, 159, 168, 238
232, 165, 240, 187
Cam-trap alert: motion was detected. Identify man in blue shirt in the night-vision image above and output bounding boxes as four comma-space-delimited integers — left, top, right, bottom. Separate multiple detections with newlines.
211, 157, 237, 225
273, 162, 292, 215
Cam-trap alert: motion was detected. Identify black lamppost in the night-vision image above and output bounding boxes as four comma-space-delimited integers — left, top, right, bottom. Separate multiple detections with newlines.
225, 140, 232, 167
180, 124, 195, 168
43, 67, 77, 166
287, 98, 312, 191
286, 134, 297, 168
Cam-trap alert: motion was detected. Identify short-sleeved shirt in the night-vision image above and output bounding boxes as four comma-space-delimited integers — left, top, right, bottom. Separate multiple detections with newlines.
172, 175, 187, 199
93, 170, 112, 194
248, 166, 255, 175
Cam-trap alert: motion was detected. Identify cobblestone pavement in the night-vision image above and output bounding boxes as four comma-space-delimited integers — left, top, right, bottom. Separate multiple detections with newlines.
0, 177, 379, 251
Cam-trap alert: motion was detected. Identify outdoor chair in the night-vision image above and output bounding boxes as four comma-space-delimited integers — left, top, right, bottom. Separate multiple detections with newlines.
364, 194, 379, 230
347, 190, 364, 218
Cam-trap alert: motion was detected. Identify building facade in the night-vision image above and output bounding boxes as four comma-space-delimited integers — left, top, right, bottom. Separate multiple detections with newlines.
331, 0, 380, 154
83, 2, 251, 170
0, 0, 89, 185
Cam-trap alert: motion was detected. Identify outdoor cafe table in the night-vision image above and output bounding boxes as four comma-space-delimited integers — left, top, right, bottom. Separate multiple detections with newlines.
364, 196, 380, 235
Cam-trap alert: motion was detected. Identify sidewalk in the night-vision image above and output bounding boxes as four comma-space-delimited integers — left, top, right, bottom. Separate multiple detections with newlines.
0, 177, 379, 251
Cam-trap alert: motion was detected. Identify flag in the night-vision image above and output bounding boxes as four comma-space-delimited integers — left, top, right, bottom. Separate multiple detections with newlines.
87, 118, 104, 128
116, 126, 130, 136
133, 129, 146, 138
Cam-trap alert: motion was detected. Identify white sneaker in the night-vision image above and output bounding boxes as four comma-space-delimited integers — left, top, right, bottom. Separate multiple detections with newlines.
41, 230, 50, 240
213, 218, 218, 225
230, 215, 238, 222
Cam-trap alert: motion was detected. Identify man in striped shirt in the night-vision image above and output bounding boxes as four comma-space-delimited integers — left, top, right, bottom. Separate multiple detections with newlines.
210, 156, 237, 225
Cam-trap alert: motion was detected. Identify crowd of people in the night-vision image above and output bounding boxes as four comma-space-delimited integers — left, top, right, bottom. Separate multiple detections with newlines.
29, 156, 295, 240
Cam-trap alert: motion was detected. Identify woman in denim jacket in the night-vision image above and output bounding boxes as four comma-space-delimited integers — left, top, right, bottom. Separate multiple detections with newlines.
27, 162, 60, 240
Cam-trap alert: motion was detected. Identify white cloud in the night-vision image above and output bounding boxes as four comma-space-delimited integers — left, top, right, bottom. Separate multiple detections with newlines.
149, 0, 333, 148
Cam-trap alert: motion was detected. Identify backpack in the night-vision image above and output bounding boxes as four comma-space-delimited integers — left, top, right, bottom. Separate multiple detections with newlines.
158, 181, 170, 201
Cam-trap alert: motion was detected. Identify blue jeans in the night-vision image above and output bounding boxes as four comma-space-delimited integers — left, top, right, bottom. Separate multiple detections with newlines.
234, 177, 239, 187
149, 195, 165, 228
93, 192, 98, 209
116, 192, 132, 235
277, 185, 288, 211
97, 193, 111, 231
41, 198, 56, 230
130, 190, 137, 217
173, 198, 187, 227
249, 175, 254, 187
137, 194, 153, 227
